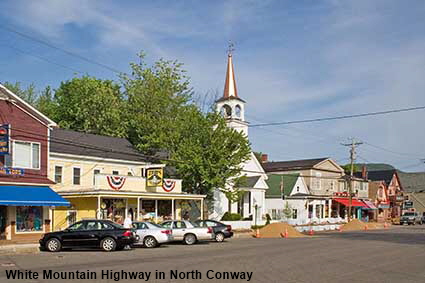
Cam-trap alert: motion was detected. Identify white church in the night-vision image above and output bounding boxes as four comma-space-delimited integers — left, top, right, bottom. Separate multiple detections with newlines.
211, 50, 269, 222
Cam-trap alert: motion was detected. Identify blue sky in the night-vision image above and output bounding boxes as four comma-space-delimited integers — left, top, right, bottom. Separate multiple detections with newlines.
1, 0, 425, 171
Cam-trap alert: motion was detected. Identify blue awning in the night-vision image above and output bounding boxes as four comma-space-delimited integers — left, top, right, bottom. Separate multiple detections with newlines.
0, 185, 70, 206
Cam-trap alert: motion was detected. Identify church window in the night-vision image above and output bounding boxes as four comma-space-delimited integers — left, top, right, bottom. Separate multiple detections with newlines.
220, 105, 232, 118
235, 104, 242, 118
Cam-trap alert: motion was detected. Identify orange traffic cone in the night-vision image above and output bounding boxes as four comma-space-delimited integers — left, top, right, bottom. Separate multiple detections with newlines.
309, 228, 314, 236
384, 222, 388, 229
364, 225, 368, 231
338, 225, 343, 232
255, 228, 260, 238
284, 228, 289, 238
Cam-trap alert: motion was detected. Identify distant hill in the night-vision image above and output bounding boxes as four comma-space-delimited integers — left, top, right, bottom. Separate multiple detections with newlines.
342, 163, 396, 173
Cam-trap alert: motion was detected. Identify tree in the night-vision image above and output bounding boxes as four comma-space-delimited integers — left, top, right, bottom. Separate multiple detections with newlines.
50, 76, 127, 137
36, 86, 55, 117
282, 202, 293, 220
122, 52, 192, 154
122, 53, 251, 200
3, 81, 38, 105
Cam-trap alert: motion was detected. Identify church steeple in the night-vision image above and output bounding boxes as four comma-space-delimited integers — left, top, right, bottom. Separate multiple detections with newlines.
216, 43, 248, 136
223, 52, 238, 99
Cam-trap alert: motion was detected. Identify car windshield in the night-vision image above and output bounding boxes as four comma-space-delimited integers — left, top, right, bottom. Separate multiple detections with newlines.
403, 212, 415, 216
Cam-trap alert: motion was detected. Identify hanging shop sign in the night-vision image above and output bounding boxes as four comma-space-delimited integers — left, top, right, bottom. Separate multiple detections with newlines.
0, 124, 10, 155
147, 168, 163, 187
162, 179, 176, 192
106, 175, 126, 191
0, 167, 24, 176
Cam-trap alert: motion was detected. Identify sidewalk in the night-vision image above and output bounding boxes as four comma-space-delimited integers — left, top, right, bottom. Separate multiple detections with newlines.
0, 243, 39, 256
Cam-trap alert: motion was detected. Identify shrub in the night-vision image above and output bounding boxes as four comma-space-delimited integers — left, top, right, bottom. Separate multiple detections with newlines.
221, 212, 242, 221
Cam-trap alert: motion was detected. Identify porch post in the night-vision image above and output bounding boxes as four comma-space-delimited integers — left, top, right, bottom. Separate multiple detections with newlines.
97, 196, 101, 219
328, 199, 332, 219
171, 199, 175, 219
125, 198, 128, 219
201, 199, 204, 220
137, 197, 140, 221
155, 199, 158, 223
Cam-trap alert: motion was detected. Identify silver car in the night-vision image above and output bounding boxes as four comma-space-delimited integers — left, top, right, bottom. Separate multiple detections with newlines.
161, 220, 214, 245
132, 222, 173, 248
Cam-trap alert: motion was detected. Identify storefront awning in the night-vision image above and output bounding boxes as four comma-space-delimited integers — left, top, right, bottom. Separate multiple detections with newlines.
363, 200, 378, 210
0, 185, 70, 206
333, 198, 367, 207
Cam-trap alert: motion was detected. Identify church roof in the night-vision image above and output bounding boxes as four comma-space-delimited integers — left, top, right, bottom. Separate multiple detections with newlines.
217, 53, 245, 102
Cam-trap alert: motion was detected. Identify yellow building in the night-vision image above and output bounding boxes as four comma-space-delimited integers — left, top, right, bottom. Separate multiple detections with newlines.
48, 128, 205, 231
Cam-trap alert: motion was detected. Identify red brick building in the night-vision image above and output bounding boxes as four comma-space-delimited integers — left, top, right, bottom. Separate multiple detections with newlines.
0, 84, 69, 242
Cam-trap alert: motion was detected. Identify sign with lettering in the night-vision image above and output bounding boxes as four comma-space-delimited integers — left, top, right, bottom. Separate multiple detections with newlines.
146, 168, 163, 187
0, 124, 9, 155
404, 200, 413, 208
0, 167, 24, 176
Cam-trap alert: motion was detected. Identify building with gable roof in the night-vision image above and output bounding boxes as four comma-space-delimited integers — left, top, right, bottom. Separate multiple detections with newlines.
0, 84, 69, 241
211, 51, 268, 222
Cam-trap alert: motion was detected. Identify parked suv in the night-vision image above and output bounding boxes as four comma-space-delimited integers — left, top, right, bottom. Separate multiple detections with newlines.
400, 212, 423, 225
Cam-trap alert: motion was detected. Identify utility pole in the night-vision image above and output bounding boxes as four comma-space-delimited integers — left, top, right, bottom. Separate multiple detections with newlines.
341, 138, 363, 222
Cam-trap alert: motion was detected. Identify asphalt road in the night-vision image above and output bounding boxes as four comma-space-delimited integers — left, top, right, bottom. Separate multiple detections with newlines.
1, 226, 425, 283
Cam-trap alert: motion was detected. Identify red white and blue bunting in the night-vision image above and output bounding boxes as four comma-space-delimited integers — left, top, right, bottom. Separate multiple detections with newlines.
162, 179, 176, 192
106, 176, 126, 191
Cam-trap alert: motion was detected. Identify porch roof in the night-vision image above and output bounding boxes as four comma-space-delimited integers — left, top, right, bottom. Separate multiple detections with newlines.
58, 190, 206, 200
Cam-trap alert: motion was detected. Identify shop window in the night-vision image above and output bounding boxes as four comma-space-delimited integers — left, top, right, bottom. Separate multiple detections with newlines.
100, 199, 126, 224
54, 166, 63, 184
127, 171, 133, 176
271, 209, 277, 220
13, 141, 40, 169
112, 170, 119, 175
73, 167, 81, 185
292, 209, 298, 219
16, 206, 43, 232
67, 210, 77, 226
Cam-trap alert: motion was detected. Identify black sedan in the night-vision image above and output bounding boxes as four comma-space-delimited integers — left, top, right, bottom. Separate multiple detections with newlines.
39, 219, 136, 252
194, 219, 233, 242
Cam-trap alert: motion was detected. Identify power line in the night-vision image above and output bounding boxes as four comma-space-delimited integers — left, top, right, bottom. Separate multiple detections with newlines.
0, 24, 123, 74
249, 106, 425, 127
0, 43, 84, 74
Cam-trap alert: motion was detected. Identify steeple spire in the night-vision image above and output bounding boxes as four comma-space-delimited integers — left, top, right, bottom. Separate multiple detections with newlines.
223, 41, 238, 99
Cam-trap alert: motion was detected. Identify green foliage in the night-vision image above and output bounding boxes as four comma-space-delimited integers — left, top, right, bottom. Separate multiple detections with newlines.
221, 212, 242, 221
222, 176, 248, 204
282, 202, 293, 219
50, 76, 127, 137
3, 81, 38, 105
265, 213, 271, 225
251, 225, 265, 229
123, 53, 251, 199
253, 152, 263, 163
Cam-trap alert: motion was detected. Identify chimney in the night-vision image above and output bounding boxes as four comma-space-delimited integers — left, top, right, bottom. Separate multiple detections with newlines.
261, 154, 268, 163
361, 165, 368, 180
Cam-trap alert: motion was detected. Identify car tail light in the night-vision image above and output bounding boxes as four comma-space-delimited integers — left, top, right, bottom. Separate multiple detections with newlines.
207, 227, 213, 233
122, 230, 132, 237
226, 225, 232, 231
161, 230, 172, 235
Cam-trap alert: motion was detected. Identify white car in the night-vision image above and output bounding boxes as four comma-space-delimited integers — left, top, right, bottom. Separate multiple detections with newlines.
161, 220, 214, 245
132, 222, 173, 248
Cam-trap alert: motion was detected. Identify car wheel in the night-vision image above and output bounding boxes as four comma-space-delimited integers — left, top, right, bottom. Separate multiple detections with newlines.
46, 238, 61, 252
143, 236, 158, 248
101, 237, 117, 252
184, 234, 197, 245
215, 233, 225, 242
